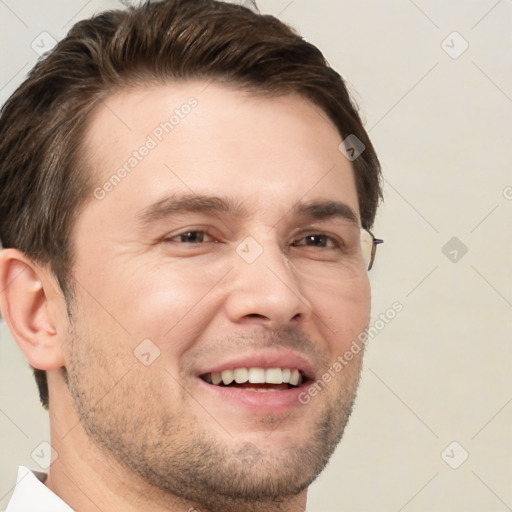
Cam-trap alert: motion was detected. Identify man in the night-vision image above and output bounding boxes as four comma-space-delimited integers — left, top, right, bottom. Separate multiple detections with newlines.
0, 0, 382, 510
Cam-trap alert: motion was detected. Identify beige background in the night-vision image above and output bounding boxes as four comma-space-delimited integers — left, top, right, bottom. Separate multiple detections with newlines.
1, 0, 511, 510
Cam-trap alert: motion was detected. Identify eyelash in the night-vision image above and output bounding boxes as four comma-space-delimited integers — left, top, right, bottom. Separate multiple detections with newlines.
290, 234, 340, 249
164, 230, 217, 244
164, 230, 343, 250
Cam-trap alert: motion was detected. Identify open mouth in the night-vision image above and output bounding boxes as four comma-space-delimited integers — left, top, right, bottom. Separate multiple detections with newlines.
200, 367, 306, 392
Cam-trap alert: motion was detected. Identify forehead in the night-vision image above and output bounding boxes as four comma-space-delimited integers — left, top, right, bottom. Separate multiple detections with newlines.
79, 81, 359, 228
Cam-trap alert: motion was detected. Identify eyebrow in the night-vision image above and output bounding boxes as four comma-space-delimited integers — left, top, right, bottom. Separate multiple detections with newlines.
136, 193, 359, 228
292, 200, 359, 226
137, 193, 249, 228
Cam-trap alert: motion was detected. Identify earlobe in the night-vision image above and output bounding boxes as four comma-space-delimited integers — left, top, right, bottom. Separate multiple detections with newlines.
0, 249, 66, 371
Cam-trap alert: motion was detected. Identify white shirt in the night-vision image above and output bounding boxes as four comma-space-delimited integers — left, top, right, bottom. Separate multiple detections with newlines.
4, 466, 73, 512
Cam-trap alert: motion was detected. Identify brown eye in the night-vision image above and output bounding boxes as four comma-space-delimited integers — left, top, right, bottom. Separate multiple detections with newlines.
292, 234, 336, 248
167, 231, 213, 243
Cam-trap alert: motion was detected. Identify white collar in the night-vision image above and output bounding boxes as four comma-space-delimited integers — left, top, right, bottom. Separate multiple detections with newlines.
5, 466, 74, 512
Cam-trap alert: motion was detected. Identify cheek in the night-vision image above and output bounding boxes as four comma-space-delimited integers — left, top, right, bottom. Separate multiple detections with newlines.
102, 258, 229, 352
304, 271, 371, 350
64, 309, 132, 406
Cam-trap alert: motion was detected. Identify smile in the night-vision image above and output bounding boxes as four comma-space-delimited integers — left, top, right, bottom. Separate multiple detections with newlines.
200, 367, 304, 391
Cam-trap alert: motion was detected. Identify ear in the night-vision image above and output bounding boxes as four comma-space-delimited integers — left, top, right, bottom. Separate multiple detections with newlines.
0, 248, 66, 370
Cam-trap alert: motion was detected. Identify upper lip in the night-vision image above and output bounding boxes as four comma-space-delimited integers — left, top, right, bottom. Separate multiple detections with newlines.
197, 349, 315, 381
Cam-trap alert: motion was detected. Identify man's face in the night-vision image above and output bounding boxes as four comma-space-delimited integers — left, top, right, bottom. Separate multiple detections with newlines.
64, 81, 370, 508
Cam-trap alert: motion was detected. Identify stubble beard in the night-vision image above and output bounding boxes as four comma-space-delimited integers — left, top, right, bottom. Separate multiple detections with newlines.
65, 322, 362, 512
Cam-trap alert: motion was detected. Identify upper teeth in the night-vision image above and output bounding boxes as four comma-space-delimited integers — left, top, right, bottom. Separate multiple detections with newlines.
208, 368, 302, 386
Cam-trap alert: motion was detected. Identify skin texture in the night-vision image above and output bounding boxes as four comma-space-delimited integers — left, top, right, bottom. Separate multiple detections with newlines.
0, 81, 370, 512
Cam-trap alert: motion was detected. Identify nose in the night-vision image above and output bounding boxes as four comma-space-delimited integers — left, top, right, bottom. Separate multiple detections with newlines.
223, 238, 312, 329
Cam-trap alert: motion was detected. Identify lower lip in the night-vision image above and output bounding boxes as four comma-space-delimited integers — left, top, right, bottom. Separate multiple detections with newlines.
197, 378, 310, 414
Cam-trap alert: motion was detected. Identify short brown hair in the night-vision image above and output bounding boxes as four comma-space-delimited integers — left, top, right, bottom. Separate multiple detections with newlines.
0, 0, 382, 409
